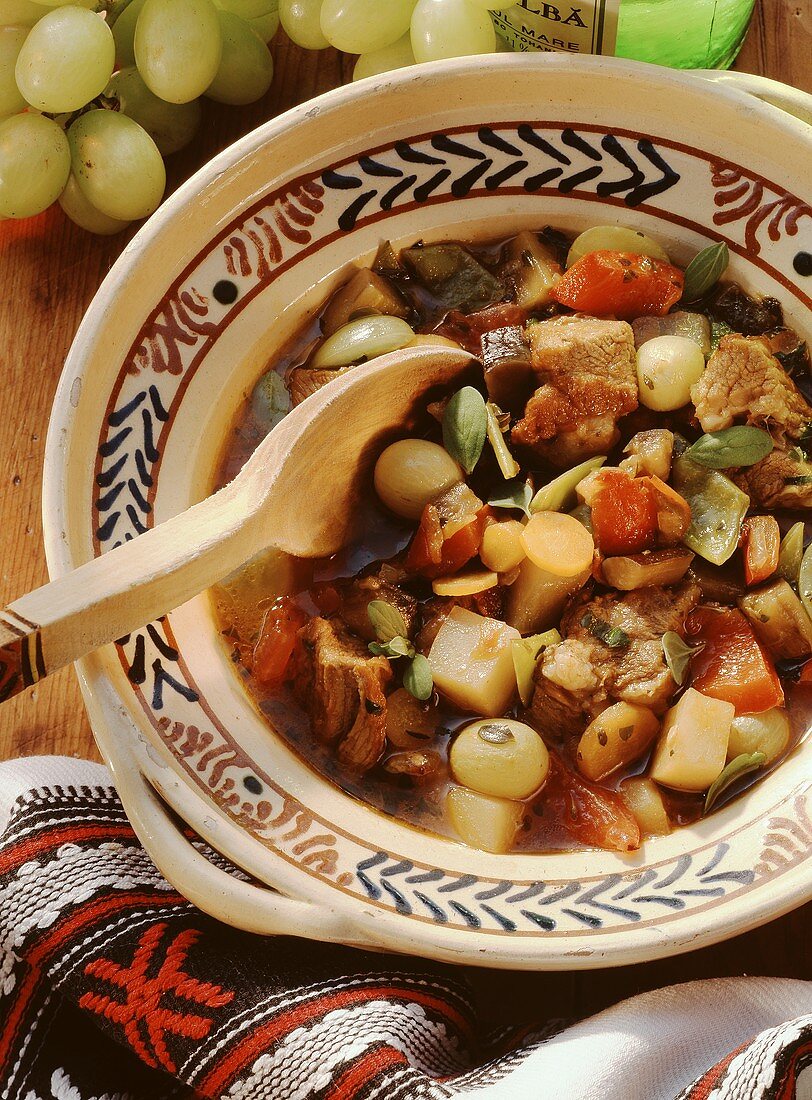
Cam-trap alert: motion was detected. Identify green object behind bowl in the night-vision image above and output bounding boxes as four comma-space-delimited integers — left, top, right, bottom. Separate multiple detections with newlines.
493, 0, 755, 70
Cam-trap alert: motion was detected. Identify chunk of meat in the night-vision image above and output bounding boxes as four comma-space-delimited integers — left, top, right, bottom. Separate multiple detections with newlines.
511, 315, 638, 466
338, 566, 417, 643
732, 448, 812, 509
530, 581, 700, 736
690, 334, 812, 445
296, 617, 392, 772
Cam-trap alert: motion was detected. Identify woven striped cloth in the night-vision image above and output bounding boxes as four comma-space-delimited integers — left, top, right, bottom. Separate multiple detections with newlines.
0, 756, 809, 1100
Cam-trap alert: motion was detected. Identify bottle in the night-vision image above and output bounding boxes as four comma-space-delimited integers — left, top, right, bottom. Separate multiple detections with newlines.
490, 0, 756, 69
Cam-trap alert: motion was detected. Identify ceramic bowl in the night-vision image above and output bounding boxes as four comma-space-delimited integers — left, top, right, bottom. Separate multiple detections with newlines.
45, 56, 812, 969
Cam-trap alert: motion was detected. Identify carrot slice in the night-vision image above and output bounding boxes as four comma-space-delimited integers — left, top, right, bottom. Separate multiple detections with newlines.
520, 511, 594, 578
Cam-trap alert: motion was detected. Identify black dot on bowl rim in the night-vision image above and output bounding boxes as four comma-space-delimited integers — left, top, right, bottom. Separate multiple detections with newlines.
213, 279, 239, 305
243, 775, 263, 795
793, 251, 812, 278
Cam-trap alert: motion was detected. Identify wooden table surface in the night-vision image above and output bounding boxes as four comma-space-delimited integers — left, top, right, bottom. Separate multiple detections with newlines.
0, 7, 810, 1017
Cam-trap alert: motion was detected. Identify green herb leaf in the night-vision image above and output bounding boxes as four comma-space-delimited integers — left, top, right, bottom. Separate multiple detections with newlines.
580, 611, 630, 649
512, 630, 562, 706
367, 600, 408, 644
369, 634, 415, 660
442, 386, 487, 475
403, 653, 434, 701
489, 478, 533, 518
685, 426, 774, 470
478, 722, 515, 745
661, 631, 703, 686
682, 241, 729, 303
704, 752, 767, 814
778, 521, 806, 587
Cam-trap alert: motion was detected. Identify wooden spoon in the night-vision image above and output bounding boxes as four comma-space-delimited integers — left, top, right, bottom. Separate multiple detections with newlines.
0, 345, 474, 704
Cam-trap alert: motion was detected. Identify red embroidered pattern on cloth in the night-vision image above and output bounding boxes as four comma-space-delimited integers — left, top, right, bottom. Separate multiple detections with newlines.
0, 768, 808, 1100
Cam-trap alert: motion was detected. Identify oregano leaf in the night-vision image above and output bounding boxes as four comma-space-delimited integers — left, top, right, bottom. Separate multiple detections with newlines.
683, 241, 729, 303
442, 386, 487, 475
704, 752, 767, 814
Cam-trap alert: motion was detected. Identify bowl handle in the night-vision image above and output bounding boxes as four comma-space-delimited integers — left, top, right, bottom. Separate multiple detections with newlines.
692, 70, 812, 125
108, 738, 374, 945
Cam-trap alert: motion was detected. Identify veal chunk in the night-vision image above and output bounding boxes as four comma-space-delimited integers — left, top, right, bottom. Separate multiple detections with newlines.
733, 448, 812, 510
691, 334, 812, 445
511, 315, 638, 467
530, 581, 700, 738
296, 617, 392, 772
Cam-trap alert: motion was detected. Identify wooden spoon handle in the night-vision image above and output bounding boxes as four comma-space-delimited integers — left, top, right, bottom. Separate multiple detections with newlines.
0, 480, 262, 702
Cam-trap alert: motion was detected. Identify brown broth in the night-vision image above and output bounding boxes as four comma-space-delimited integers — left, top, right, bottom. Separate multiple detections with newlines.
211, 230, 812, 853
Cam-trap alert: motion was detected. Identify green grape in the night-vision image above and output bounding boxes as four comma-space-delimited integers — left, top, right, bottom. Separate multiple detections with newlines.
206, 11, 273, 104
353, 30, 414, 79
320, 0, 414, 53
105, 67, 201, 154
0, 27, 28, 118
249, 6, 279, 39
58, 171, 131, 234
68, 109, 165, 221
0, 0, 45, 26
279, 0, 327, 48
214, 0, 276, 19
111, 0, 145, 65
0, 112, 70, 218
135, 0, 222, 104
410, 0, 495, 62
15, 8, 115, 113
27, 0, 96, 7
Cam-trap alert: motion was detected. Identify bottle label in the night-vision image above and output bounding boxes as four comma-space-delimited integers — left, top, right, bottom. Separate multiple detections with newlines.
491, 1, 620, 56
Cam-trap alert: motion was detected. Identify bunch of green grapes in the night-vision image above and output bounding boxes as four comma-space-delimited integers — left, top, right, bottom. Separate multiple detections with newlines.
285, 0, 504, 79
0, 0, 279, 231
1, 0, 507, 235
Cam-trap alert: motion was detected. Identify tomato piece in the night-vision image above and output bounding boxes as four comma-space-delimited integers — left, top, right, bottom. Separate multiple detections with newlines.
686, 605, 784, 714
404, 505, 445, 573
543, 754, 641, 852
436, 519, 483, 576
551, 250, 684, 320
739, 515, 780, 586
252, 597, 308, 688
405, 501, 485, 578
590, 470, 658, 556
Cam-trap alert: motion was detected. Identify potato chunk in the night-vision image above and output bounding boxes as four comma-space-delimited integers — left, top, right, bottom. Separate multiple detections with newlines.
619, 777, 671, 836
649, 688, 733, 791
576, 702, 660, 782
428, 607, 520, 715
446, 786, 524, 854
450, 718, 549, 799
